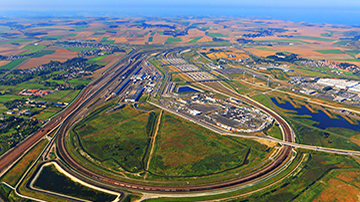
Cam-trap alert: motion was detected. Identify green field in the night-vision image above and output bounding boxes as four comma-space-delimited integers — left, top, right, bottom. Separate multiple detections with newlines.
165, 37, 182, 43
34, 164, 117, 202
88, 55, 108, 61
38, 90, 80, 103
67, 33, 78, 37
256, 39, 312, 44
33, 50, 56, 58
330, 58, 360, 62
188, 36, 203, 43
207, 33, 228, 37
257, 47, 275, 51
0, 38, 33, 45
63, 47, 98, 52
20, 45, 46, 55
100, 37, 115, 43
345, 50, 360, 56
149, 112, 267, 176
72, 25, 90, 30
0, 58, 27, 70
321, 33, 332, 37
293, 36, 336, 42
41, 35, 63, 40
93, 32, 105, 35
72, 104, 159, 172
68, 78, 91, 86
147, 151, 360, 202
314, 49, 344, 54
333, 40, 352, 45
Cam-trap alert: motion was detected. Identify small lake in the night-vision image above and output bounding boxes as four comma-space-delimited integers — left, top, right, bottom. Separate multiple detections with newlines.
177, 86, 200, 93
271, 98, 360, 131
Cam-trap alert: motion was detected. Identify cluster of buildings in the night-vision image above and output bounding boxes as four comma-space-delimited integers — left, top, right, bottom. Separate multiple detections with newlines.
301, 60, 360, 73
18, 89, 54, 97
317, 78, 360, 92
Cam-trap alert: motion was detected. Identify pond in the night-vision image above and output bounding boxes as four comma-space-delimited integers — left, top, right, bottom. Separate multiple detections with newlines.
271, 98, 360, 131
177, 86, 201, 93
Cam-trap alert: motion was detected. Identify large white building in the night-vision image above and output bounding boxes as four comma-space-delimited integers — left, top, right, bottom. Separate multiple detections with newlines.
349, 85, 360, 93
317, 78, 359, 89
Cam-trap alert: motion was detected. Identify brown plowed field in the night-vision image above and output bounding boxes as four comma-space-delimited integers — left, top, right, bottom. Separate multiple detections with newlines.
18, 48, 78, 69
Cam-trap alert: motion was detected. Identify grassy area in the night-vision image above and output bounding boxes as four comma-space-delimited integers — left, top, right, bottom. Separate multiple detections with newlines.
100, 37, 115, 44
34, 107, 60, 120
345, 50, 360, 56
88, 55, 108, 61
72, 25, 89, 30
147, 151, 360, 202
314, 49, 344, 54
0, 139, 48, 187
330, 58, 360, 62
34, 164, 117, 202
264, 122, 282, 139
257, 47, 275, 51
93, 32, 105, 35
188, 36, 203, 43
37, 90, 80, 103
165, 37, 182, 43
63, 47, 97, 52
269, 69, 289, 80
72, 104, 158, 172
256, 39, 312, 44
207, 33, 227, 37
293, 36, 336, 42
0, 38, 33, 45
0, 58, 27, 70
33, 50, 56, 58
20, 45, 46, 55
41, 36, 63, 40
0, 94, 23, 103
333, 40, 352, 45
148, 111, 266, 176
67, 33, 78, 37
296, 168, 360, 201
321, 33, 332, 37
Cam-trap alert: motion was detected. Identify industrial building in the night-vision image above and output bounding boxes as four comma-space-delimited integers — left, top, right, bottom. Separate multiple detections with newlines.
317, 78, 359, 89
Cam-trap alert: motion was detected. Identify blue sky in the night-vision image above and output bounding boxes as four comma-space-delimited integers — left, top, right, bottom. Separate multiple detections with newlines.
1, 0, 360, 10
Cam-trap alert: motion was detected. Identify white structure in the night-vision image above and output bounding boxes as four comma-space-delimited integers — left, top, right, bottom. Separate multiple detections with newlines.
189, 109, 201, 116
349, 85, 360, 93
317, 78, 359, 89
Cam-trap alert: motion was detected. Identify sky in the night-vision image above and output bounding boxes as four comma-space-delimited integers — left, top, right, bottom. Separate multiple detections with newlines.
0, 0, 359, 25
1, 0, 360, 9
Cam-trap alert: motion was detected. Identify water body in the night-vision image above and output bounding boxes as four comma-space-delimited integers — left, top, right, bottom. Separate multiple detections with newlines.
177, 86, 200, 93
271, 98, 360, 131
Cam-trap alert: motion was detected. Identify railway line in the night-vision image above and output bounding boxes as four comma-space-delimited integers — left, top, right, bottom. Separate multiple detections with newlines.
53, 48, 295, 193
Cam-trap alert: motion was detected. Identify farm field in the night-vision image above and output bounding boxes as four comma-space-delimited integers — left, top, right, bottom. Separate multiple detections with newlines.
72, 104, 160, 172
148, 111, 269, 177
0, 58, 27, 70
18, 48, 78, 69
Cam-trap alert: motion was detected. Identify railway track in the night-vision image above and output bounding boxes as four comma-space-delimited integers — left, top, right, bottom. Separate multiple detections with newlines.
54, 49, 295, 193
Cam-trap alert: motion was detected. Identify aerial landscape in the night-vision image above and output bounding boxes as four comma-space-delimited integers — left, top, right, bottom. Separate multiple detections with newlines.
1, 0, 360, 201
